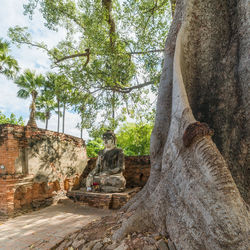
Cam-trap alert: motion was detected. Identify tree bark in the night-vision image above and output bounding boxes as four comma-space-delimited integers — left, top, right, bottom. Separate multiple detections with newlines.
62, 102, 66, 134
45, 110, 49, 130
170, 0, 176, 17
111, 90, 115, 127
113, 0, 250, 249
57, 98, 60, 133
80, 127, 83, 139
27, 90, 38, 128
102, 0, 116, 48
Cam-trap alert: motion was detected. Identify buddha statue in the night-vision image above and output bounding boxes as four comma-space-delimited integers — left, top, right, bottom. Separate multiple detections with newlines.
86, 130, 126, 193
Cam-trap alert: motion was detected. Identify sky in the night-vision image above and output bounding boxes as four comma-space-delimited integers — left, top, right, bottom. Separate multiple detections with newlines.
0, 0, 88, 139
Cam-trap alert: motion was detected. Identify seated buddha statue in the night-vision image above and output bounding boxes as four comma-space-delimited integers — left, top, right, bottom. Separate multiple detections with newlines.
86, 130, 126, 193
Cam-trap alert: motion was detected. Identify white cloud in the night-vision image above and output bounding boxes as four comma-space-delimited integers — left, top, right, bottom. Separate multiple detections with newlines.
0, 0, 66, 74
0, 0, 87, 139
0, 76, 30, 119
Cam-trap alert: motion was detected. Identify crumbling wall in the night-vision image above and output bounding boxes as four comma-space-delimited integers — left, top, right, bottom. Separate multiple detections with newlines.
0, 124, 87, 214
124, 156, 150, 187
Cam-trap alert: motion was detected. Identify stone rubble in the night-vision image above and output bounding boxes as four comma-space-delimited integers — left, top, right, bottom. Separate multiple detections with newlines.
53, 212, 176, 250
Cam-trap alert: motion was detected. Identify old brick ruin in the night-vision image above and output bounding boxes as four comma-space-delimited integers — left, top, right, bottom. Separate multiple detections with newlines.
0, 124, 88, 215
0, 124, 151, 214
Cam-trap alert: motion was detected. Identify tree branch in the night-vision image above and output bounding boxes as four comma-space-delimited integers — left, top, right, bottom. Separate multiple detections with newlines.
19, 38, 163, 65
102, 0, 116, 49
55, 49, 164, 63
104, 81, 154, 93
130, 49, 164, 55
22, 41, 51, 54
55, 49, 90, 64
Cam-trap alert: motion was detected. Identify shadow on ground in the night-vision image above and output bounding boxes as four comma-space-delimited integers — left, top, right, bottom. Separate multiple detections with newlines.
0, 198, 114, 250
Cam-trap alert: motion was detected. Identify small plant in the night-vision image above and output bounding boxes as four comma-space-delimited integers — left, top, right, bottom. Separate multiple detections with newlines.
0, 111, 24, 125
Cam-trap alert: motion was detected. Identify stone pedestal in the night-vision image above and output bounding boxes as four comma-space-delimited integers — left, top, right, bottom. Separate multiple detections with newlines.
66, 188, 140, 209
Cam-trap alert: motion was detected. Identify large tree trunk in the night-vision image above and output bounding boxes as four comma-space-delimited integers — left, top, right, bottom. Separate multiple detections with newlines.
27, 90, 38, 128
113, 0, 250, 249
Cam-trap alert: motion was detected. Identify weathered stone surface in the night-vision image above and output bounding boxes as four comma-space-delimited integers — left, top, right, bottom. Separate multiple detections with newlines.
72, 239, 86, 248
0, 124, 88, 214
114, 241, 128, 250
92, 241, 103, 250
92, 173, 126, 193
167, 239, 176, 250
105, 243, 119, 250
86, 130, 126, 193
82, 240, 99, 250
67, 188, 140, 209
81, 155, 151, 189
68, 191, 113, 209
103, 237, 111, 243
124, 156, 151, 188
156, 239, 168, 250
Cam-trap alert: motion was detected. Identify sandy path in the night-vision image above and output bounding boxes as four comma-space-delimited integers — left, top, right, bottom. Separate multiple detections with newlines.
0, 199, 113, 250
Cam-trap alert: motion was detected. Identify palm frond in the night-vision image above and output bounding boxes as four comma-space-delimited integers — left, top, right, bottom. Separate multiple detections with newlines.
17, 88, 29, 99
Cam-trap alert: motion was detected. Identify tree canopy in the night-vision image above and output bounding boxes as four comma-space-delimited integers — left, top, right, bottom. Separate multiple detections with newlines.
0, 38, 19, 79
8, 0, 172, 130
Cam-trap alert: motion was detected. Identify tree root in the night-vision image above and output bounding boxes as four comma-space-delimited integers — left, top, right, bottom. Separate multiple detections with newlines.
112, 207, 155, 241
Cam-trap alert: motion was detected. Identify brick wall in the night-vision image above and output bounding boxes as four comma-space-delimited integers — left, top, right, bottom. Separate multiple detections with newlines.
0, 124, 88, 214
0, 124, 151, 214
124, 156, 151, 187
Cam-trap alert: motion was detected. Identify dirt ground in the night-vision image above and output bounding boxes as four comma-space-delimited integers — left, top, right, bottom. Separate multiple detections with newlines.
0, 199, 114, 250
0, 198, 174, 250
53, 209, 173, 250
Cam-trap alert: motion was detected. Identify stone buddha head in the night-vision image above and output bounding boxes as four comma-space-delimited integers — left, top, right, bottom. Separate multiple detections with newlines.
103, 130, 116, 150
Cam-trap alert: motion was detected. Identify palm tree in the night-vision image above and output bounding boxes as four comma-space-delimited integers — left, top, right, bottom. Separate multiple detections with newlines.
73, 91, 97, 138
0, 38, 19, 79
15, 69, 45, 127
60, 78, 73, 134
36, 94, 56, 130
36, 78, 56, 130
46, 72, 62, 132
46, 73, 72, 133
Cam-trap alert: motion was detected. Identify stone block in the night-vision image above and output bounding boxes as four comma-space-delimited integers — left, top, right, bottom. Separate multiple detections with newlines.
156, 239, 168, 250
67, 188, 140, 209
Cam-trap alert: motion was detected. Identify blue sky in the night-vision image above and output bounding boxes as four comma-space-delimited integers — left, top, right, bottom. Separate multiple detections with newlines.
0, 0, 88, 139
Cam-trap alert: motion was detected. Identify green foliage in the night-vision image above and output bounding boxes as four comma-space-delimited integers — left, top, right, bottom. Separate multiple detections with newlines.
87, 124, 112, 141
116, 122, 153, 156
15, 69, 45, 99
8, 0, 172, 130
86, 138, 104, 158
74, 92, 98, 131
0, 38, 19, 79
0, 111, 24, 125
87, 122, 153, 157
14, 69, 46, 126
35, 86, 56, 129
